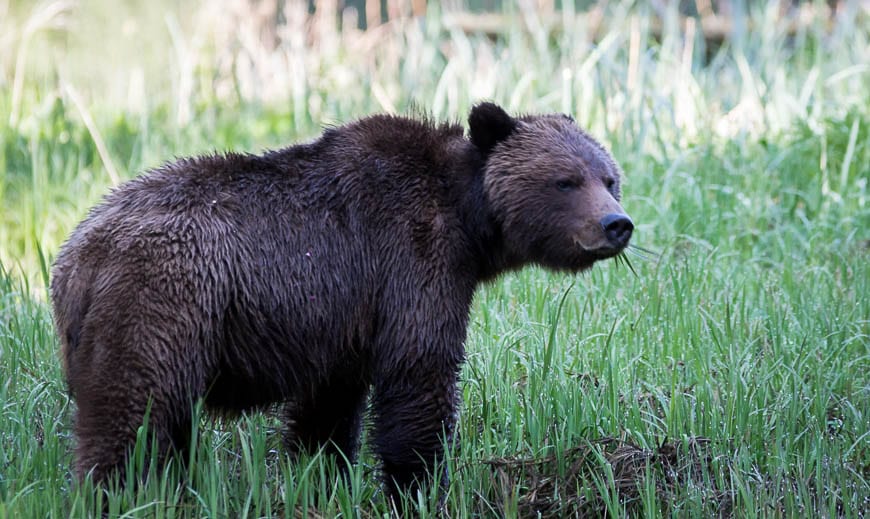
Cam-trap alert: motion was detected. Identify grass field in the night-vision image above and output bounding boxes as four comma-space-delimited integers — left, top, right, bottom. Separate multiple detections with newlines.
1, 0, 868, 517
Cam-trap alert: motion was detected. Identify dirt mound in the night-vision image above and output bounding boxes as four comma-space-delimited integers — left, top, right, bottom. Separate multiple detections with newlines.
483, 436, 733, 518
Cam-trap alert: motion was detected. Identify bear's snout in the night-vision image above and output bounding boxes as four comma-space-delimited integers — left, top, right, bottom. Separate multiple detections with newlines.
600, 213, 634, 248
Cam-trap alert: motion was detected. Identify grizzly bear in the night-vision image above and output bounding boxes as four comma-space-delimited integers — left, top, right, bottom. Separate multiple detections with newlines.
50, 103, 633, 500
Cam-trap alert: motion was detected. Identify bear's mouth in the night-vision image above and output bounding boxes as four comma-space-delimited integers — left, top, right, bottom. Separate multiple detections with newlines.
572, 237, 627, 259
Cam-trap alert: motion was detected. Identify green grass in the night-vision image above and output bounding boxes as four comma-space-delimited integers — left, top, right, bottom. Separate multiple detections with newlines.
1, 1, 868, 517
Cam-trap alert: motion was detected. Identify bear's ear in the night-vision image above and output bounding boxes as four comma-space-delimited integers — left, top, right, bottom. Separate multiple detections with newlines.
469, 102, 517, 154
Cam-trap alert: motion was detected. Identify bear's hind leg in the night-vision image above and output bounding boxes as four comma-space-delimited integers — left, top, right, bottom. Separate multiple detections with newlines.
68, 321, 206, 486
73, 384, 195, 486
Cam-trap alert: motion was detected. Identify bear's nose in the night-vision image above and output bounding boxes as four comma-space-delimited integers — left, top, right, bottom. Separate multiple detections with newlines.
600, 213, 634, 248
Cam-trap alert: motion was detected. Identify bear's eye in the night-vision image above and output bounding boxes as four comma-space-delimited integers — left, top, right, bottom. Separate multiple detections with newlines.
556, 179, 576, 192
604, 178, 616, 190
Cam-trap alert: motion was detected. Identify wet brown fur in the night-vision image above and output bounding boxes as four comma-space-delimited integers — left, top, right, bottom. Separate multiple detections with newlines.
50, 103, 631, 499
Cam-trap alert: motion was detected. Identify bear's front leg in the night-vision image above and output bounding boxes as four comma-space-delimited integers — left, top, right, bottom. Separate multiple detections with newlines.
371, 364, 460, 505
282, 368, 370, 462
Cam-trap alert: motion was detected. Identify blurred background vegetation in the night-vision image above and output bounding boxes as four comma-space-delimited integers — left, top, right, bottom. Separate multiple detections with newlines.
1, 0, 866, 287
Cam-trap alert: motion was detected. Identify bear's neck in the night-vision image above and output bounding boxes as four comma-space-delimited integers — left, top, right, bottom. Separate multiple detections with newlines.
454, 149, 522, 284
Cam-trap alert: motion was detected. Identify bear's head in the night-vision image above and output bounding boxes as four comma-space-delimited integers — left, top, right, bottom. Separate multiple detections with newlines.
470, 102, 633, 272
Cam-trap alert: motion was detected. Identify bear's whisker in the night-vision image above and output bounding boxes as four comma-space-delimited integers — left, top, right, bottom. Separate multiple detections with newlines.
626, 244, 659, 261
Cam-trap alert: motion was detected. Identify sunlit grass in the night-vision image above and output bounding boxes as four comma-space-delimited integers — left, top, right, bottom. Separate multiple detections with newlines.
0, 0, 868, 517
